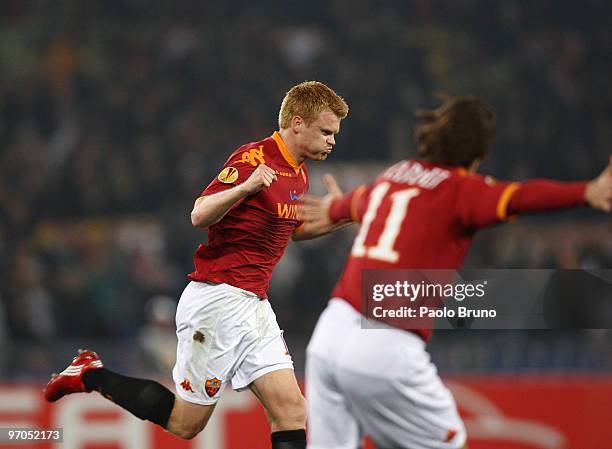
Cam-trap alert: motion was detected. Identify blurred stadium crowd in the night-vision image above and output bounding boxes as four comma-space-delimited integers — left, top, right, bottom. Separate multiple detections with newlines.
1, 0, 611, 378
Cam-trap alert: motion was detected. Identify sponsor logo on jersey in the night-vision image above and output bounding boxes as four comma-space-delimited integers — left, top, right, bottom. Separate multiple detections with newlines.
289, 190, 304, 202
218, 166, 239, 183
180, 379, 194, 393
275, 170, 294, 177
204, 377, 222, 397
277, 203, 299, 219
238, 146, 265, 166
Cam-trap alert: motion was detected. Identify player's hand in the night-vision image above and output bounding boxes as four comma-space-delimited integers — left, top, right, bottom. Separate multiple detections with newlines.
300, 174, 343, 229
585, 156, 612, 212
240, 164, 278, 195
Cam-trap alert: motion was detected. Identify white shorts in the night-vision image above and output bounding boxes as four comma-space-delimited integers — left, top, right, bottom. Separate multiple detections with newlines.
306, 299, 466, 449
172, 281, 293, 405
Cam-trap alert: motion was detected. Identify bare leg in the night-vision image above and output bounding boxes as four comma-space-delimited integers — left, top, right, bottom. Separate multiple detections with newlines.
249, 368, 306, 432
165, 396, 216, 439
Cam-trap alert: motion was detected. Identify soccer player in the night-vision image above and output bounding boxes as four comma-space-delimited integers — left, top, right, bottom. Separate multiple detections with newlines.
44, 81, 349, 449
301, 96, 612, 449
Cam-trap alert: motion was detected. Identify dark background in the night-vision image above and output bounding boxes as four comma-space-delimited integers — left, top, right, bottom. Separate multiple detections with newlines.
1, 0, 610, 380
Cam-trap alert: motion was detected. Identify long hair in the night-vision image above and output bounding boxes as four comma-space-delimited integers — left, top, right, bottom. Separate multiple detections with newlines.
414, 95, 496, 167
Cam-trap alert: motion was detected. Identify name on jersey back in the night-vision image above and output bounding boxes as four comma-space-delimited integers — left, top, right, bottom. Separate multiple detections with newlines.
382, 161, 450, 189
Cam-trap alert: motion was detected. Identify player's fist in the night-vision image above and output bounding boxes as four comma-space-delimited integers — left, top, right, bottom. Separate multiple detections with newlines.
241, 164, 278, 195
585, 156, 612, 212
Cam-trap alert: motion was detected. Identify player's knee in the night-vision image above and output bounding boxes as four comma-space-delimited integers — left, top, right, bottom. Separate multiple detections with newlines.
290, 394, 307, 423
167, 408, 211, 440
172, 421, 205, 440
270, 393, 307, 428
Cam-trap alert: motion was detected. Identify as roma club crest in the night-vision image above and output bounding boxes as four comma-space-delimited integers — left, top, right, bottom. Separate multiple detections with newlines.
218, 166, 239, 184
205, 377, 222, 397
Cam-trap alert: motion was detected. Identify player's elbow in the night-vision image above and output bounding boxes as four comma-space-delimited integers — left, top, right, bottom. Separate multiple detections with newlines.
191, 197, 212, 228
190, 211, 202, 227
190, 209, 210, 228
191, 213, 211, 228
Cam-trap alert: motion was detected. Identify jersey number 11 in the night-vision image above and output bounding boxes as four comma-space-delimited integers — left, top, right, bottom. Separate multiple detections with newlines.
351, 182, 419, 263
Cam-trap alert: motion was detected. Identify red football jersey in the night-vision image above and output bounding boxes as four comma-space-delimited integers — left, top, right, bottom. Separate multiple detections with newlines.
189, 132, 308, 298
332, 159, 519, 340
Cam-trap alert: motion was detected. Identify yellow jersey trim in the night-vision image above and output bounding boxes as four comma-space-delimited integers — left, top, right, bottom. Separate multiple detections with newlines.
272, 132, 302, 174
456, 167, 469, 177
496, 182, 521, 221
350, 185, 367, 222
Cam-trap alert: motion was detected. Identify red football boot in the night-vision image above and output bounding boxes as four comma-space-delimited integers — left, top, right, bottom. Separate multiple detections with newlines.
44, 349, 104, 402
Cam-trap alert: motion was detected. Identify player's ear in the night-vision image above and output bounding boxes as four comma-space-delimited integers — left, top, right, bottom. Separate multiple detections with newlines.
291, 115, 304, 133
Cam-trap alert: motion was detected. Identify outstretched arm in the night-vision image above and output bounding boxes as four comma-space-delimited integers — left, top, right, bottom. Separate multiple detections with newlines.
584, 156, 612, 212
506, 156, 612, 216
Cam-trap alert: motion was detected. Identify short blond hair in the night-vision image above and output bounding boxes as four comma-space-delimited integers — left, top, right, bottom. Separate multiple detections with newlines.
278, 81, 349, 129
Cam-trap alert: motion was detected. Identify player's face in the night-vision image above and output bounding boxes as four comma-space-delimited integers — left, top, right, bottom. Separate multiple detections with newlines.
297, 109, 341, 162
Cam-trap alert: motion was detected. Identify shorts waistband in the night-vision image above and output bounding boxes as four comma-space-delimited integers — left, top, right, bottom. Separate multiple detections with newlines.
200, 280, 262, 300
328, 298, 426, 346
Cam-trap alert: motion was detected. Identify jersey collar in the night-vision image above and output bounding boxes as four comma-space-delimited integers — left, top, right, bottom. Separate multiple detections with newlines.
272, 131, 303, 174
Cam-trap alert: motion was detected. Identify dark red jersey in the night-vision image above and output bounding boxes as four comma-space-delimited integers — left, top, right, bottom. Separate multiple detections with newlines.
189, 132, 308, 298
330, 159, 587, 340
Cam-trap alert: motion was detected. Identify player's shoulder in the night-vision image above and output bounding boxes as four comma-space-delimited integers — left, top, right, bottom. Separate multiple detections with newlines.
225, 135, 276, 168
453, 167, 498, 188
